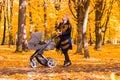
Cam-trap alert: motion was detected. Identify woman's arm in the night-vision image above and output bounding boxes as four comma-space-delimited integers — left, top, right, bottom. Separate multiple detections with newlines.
62, 25, 72, 36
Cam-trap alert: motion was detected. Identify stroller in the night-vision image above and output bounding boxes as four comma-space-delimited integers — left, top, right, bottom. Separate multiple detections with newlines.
28, 32, 58, 68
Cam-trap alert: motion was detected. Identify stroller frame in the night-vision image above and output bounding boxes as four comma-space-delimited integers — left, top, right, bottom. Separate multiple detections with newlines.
30, 35, 58, 68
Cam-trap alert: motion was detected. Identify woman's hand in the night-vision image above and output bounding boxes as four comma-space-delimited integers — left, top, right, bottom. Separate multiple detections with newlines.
58, 31, 62, 35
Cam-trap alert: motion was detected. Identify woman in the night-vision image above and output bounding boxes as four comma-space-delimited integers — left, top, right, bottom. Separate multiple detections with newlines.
56, 14, 72, 67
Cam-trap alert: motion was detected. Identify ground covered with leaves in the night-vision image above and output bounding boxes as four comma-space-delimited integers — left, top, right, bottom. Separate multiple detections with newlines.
0, 44, 120, 80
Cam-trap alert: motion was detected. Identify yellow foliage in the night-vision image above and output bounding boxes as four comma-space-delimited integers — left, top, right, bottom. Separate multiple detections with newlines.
0, 0, 120, 44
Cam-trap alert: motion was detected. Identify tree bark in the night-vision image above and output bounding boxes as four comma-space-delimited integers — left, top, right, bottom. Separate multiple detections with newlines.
102, 0, 114, 45
6, 0, 14, 47
76, 24, 83, 54
0, 2, 2, 22
44, 0, 48, 40
1, 15, 6, 45
9, 0, 14, 46
95, 26, 102, 50
102, 16, 109, 45
1, 1, 6, 45
82, 0, 90, 58
88, 25, 93, 46
95, 0, 103, 50
16, 0, 28, 52
28, 1, 33, 33
69, 0, 90, 58
76, 0, 84, 54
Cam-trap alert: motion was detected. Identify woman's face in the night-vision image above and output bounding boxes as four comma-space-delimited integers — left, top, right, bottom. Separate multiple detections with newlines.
62, 16, 67, 21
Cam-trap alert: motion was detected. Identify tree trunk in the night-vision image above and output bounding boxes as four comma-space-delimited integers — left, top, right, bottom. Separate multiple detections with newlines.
6, 0, 14, 47
82, 0, 90, 58
95, 24, 102, 50
76, 1, 84, 54
29, 11, 33, 32
28, 2, 33, 33
76, 24, 83, 54
76, 0, 90, 57
1, 1, 6, 45
16, 0, 28, 52
89, 25, 93, 46
8, 0, 14, 47
44, 0, 48, 40
68, 0, 90, 58
102, 31, 106, 45
102, 16, 109, 45
95, 0, 103, 50
1, 15, 6, 45
102, 0, 114, 45
0, 2, 2, 22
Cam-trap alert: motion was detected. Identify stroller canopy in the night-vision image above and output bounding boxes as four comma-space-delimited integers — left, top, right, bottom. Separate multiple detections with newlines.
28, 32, 43, 44
28, 32, 43, 50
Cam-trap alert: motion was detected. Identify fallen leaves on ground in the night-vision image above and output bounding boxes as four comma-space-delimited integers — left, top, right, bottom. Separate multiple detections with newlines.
0, 44, 120, 80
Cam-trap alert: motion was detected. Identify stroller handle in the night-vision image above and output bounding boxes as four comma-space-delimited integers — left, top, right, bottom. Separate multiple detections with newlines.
51, 35, 59, 40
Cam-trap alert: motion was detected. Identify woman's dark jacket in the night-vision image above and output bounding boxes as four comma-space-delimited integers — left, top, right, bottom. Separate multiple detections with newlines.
56, 21, 72, 52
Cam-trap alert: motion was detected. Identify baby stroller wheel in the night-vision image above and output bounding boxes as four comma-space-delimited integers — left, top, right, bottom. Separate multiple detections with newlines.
47, 58, 58, 68
30, 60, 38, 68
36, 56, 48, 66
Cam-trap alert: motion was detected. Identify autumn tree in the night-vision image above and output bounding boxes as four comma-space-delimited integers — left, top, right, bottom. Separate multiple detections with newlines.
0, 1, 2, 22
102, 0, 114, 45
93, 0, 115, 50
16, 0, 28, 52
43, 0, 48, 40
69, 0, 90, 58
94, 0, 107, 50
28, 1, 33, 33
8, 0, 14, 46
1, 0, 6, 45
